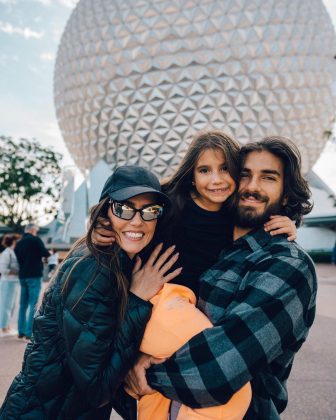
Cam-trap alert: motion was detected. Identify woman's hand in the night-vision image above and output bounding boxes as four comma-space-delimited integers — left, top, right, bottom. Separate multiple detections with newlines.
130, 243, 182, 301
264, 215, 297, 241
91, 217, 115, 246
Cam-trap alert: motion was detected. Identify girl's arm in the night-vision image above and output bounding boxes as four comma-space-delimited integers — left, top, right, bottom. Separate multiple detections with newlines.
264, 215, 297, 241
92, 215, 298, 246
91, 217, 115, 246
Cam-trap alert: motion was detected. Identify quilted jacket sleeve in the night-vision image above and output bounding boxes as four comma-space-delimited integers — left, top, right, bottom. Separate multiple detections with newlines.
60, 256, 152, 408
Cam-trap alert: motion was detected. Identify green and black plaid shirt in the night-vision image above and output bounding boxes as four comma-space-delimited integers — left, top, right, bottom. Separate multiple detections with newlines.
147, 228, 317, 419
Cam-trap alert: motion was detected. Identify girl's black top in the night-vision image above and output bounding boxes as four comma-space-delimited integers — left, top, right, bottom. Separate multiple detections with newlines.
171, 198, 233, 297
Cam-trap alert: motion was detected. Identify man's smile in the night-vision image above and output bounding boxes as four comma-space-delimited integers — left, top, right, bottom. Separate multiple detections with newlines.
239, 192, 268, 207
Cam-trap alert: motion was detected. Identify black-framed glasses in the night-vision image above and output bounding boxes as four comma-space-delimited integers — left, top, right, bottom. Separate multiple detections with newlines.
109, 200, 164, 221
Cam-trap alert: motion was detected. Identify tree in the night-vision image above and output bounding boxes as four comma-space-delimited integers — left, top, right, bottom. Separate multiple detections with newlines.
0, 136, 63, 231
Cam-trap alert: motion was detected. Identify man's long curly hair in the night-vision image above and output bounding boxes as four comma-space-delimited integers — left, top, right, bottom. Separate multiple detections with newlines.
239, 136, 313, 226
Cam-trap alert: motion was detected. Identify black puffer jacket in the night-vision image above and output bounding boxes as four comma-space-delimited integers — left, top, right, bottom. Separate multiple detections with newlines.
0, 251, 152, 419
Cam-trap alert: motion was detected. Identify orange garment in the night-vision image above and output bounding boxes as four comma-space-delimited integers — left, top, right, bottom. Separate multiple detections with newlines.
139, 283, 251, 419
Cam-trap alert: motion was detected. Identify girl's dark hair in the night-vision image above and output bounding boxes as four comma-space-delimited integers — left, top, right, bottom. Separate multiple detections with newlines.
162, 129, 240, 217
240, 136, 313, 226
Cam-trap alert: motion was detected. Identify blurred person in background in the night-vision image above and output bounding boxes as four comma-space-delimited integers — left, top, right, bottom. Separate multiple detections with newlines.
0, 235, 20, 338
47, 248, 60, 279
0, 235, 7, 253
15, 223, 50, 340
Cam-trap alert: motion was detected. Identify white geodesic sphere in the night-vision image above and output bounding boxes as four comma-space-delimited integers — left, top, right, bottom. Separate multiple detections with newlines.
54, 0, 336, 176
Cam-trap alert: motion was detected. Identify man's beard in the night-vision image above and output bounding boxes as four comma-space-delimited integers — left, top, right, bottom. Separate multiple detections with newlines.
234, 191, 283, 228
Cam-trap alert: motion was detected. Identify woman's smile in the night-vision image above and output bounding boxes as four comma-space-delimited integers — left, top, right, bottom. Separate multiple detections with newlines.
122, 231, 145, 240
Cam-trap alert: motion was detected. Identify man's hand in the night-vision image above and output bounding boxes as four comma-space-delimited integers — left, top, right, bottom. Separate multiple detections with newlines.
124, 353, 166, 399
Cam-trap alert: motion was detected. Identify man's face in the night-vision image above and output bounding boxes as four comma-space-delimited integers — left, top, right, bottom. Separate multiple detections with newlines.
235, 150, 287, 228
28, 226, 39, 236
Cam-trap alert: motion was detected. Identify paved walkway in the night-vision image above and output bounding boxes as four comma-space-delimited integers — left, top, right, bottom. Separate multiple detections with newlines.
1, 264, 335, 419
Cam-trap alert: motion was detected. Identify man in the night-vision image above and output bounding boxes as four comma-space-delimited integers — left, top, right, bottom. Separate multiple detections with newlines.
15, 223, 50, 339
127, 136, 317, 419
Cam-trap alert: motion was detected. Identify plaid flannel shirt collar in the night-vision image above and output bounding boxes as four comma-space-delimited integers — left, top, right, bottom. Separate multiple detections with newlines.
225, 226, 275, 254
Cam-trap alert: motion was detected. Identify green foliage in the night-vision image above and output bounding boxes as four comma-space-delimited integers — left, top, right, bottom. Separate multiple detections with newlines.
0, 136, 62, 231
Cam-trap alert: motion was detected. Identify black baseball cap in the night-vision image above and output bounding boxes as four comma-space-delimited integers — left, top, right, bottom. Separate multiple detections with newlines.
99, 165, 170, 206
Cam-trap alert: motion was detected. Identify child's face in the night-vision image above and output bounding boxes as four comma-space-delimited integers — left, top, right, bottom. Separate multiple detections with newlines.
192, 148, 236, 211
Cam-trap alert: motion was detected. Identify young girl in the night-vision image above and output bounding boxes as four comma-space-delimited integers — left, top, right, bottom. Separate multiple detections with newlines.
94, 130, 296, 419
0, 166, 181, 420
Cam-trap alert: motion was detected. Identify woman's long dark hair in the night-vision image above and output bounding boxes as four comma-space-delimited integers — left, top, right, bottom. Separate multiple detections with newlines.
162, 129, 241, 218
61, 197, 129, 320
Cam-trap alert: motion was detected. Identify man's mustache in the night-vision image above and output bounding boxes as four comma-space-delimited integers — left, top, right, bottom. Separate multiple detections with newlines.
239, 191, 269, 203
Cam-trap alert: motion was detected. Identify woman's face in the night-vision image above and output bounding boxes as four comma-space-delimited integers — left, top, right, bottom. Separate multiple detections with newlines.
108, 193, 158, 259
192, 148, 236, 211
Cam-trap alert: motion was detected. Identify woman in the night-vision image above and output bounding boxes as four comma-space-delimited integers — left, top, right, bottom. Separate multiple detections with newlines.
0, 235, 20, 338
0, 165, 181, 420
47, 248, 59, 279
94, 130, 297, 418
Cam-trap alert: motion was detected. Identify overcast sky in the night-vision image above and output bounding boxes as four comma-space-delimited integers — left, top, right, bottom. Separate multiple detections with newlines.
0, 0, 335, 192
